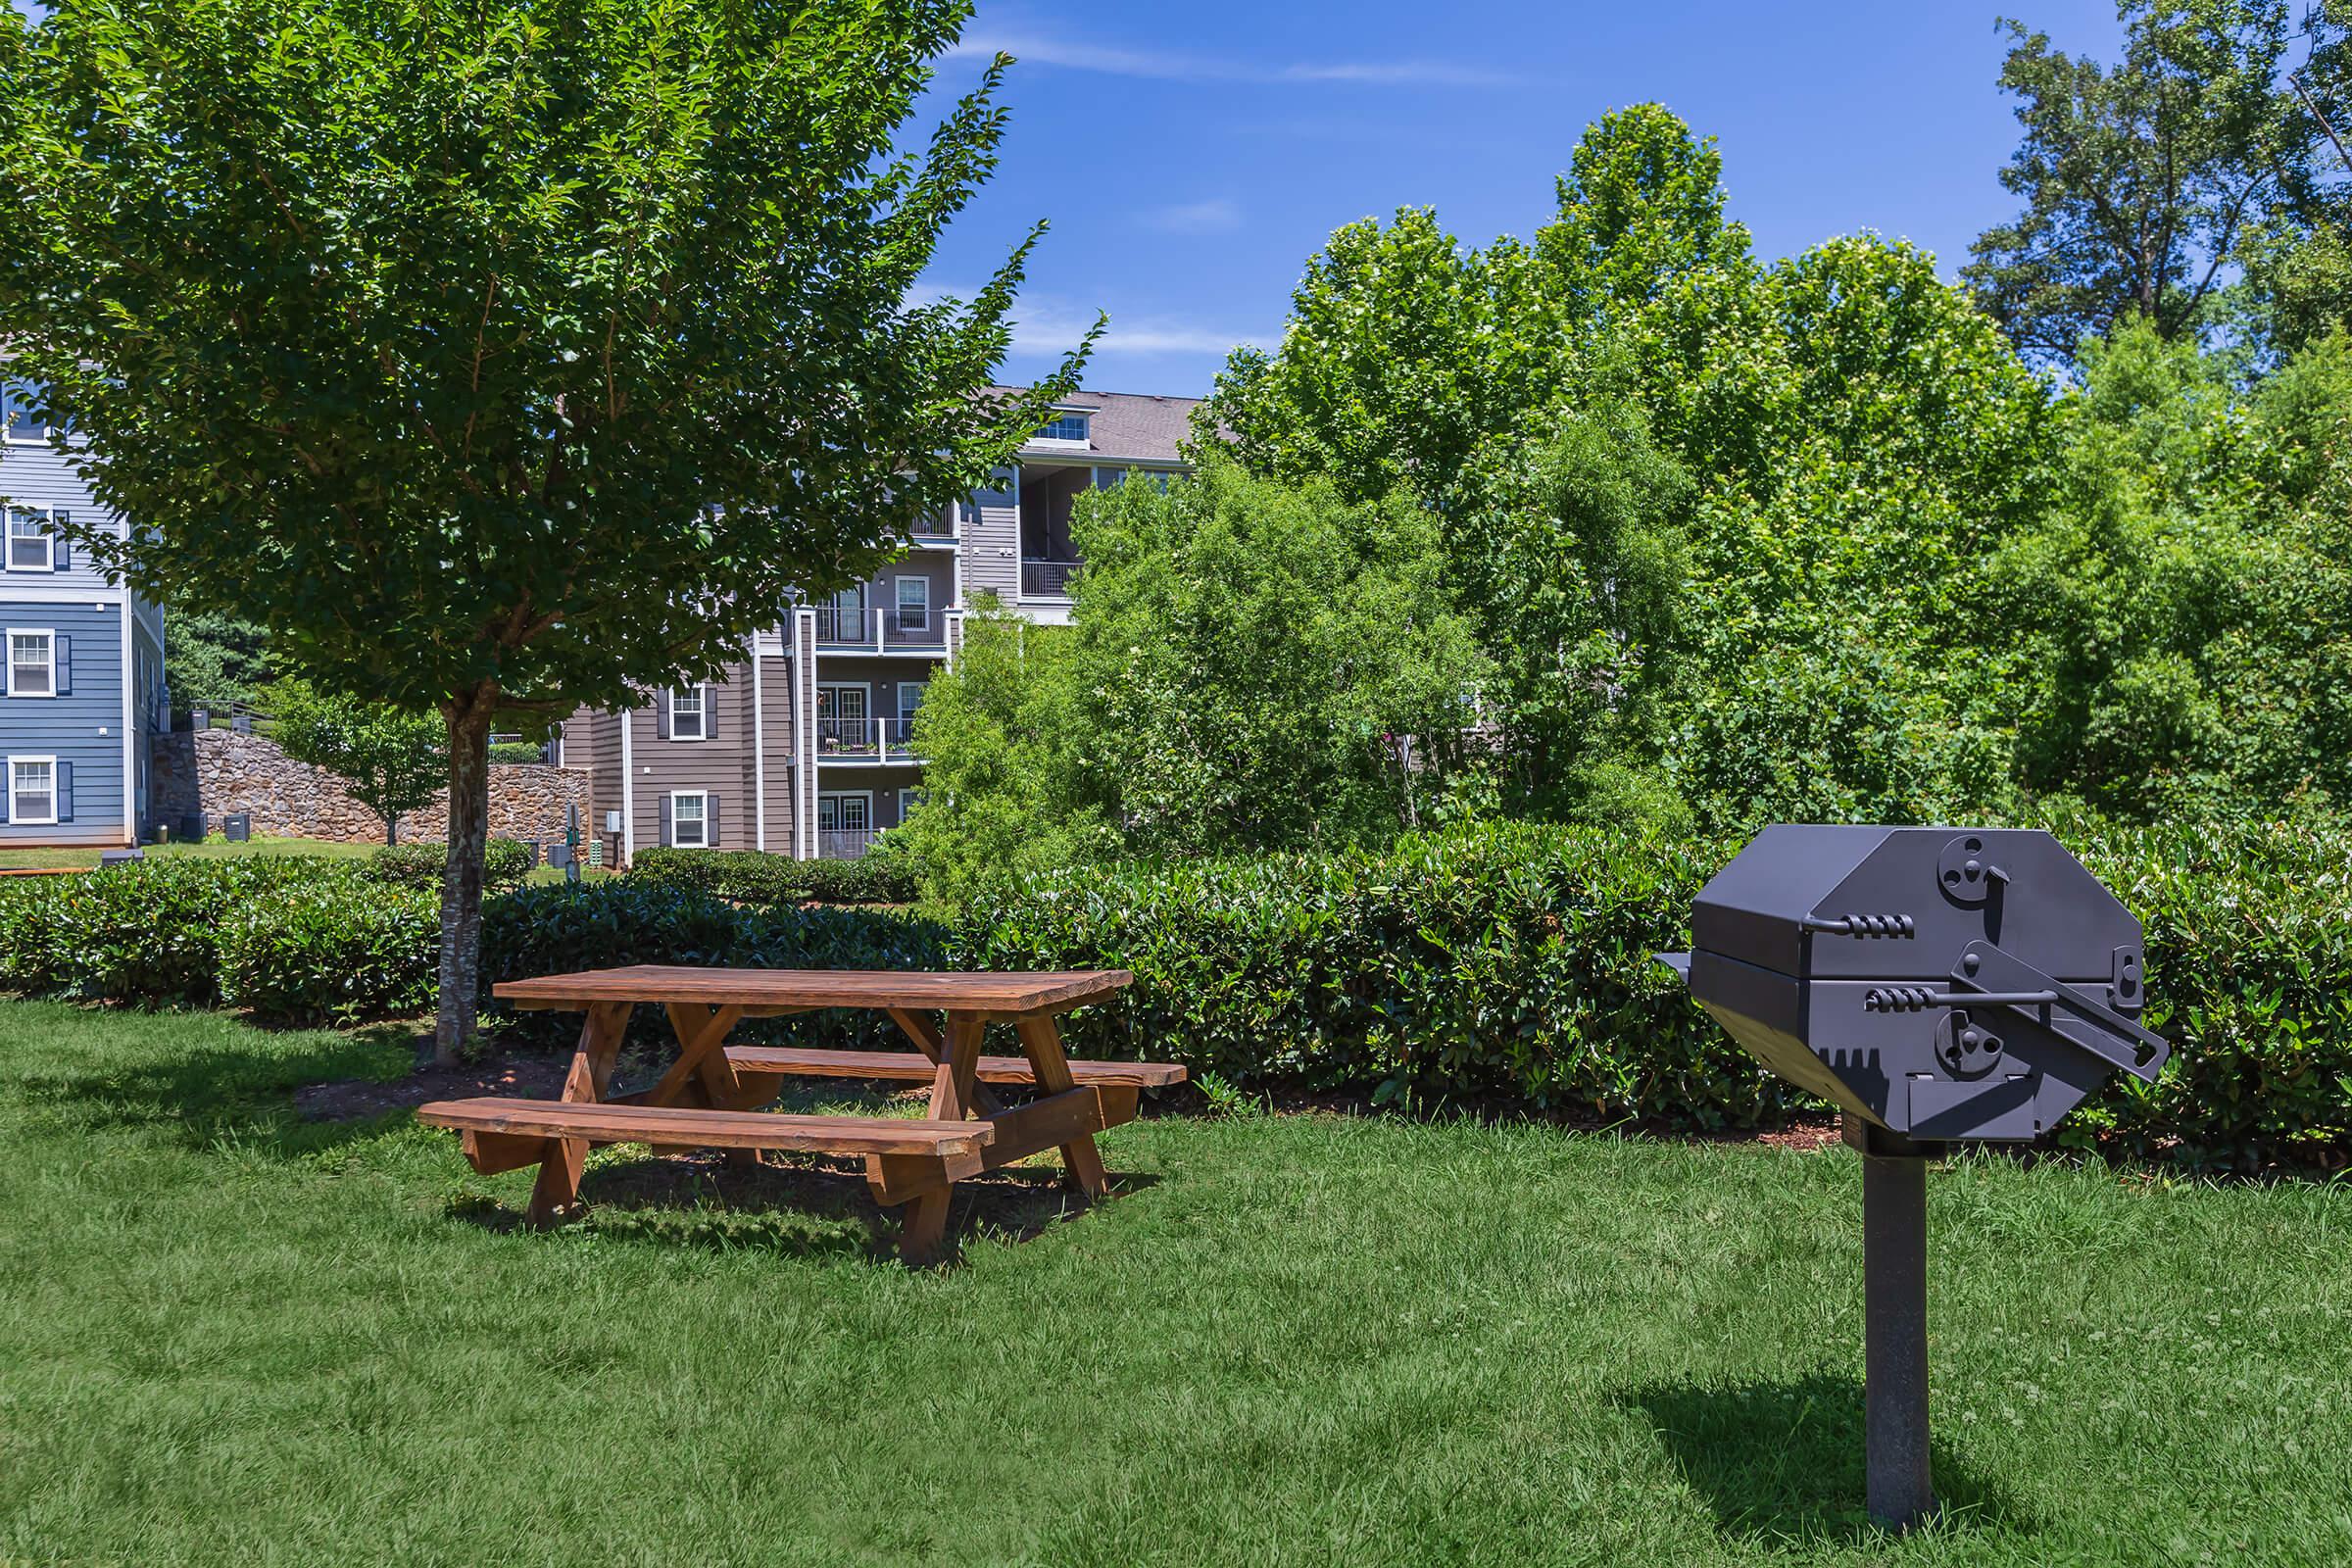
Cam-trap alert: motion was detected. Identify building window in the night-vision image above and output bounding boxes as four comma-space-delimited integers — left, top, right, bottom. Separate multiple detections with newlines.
9, 757, 56, 824
1036, 413, 1091, 442
7, 509, 54, 572
670, 791, 709, 848
898, 787, 926, 822
8, 631, 54, 698
3, 383, 51, 444
669, 684, 706, 741
897, 680, 925, 721
895, 575, 929, 632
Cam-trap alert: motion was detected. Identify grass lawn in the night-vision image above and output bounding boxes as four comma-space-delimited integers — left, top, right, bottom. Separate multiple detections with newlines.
0, 1002, 2345, 1566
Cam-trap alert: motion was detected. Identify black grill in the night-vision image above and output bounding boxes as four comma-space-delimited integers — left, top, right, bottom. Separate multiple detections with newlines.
1658, 825, 2168, 1143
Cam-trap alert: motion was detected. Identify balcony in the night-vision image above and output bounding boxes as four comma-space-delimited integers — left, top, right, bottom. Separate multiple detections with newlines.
906, 509, 956, 542
817, 827, 877, 859
1022, 558, 1080, 599
813, 715, 920, 762
812, 604, 949, 653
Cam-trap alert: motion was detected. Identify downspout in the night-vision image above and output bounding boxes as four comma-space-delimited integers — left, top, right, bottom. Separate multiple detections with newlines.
618, 703, 635, 865
750, 631, 767, 853
118, 595, 134, 846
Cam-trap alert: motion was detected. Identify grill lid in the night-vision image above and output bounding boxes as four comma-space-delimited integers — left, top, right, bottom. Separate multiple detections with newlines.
1690, 825, 2138, 982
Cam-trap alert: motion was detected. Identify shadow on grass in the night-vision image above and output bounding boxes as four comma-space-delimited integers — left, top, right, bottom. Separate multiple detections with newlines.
26, 1017, 424, 1159
445, 1151, 1161, 1268
1625, 1374, 2027, 1548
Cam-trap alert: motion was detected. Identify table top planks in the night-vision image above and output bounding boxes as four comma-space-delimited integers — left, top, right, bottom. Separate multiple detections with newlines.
491, 964, 1134, 1016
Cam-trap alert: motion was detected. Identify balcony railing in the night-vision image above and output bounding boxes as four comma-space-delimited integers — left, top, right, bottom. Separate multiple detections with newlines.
817, 827, 877, 859
811, 604, 949, 651
1022, 558, 1080, 598
813, 716, 920, 760
906, 510, 956, 540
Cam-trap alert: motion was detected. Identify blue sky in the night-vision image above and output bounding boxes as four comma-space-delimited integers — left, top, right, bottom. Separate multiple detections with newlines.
916, 0, 2133, 398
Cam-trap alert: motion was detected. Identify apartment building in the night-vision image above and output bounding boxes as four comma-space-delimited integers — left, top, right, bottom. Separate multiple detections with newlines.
561, 388, 1198, 863
0, 386, 170, 848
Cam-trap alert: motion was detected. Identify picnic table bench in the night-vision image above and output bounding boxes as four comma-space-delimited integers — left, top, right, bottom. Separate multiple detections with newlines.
416, 965, 1183, 1262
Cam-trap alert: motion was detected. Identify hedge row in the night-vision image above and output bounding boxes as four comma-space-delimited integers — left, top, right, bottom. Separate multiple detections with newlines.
369, 838, 532, 894
629, 847, 917, 906
0, 820, 2343, 1168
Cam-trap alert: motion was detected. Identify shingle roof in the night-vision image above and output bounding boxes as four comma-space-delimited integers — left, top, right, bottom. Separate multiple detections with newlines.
989, 386, 1201, 465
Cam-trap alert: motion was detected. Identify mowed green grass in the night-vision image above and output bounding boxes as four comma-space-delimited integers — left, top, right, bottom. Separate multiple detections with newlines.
0, 1002, 2345, 1567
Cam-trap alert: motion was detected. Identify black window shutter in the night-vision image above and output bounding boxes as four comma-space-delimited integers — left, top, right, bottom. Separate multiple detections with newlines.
707, 794, 720, 849
56, 760, 72, 822
53, 634, 70, 696
656, 692, 670, 741
706, 684, 720, 745
52, 513, 69, 571
658, 793, 672, 847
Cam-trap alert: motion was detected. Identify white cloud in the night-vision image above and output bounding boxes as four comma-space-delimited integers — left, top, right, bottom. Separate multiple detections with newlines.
1138, 199, 1243, 235
947, 31, 1517, 89
910, 284, 1273, 359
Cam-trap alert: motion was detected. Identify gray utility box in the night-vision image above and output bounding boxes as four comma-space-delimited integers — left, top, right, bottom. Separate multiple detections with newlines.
1658, 825, 2169, 1143
1659, 826, 2172, 1530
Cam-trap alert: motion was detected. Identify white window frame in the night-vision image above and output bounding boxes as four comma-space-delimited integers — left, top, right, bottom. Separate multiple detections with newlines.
897, 680, 926, 721
898, 787, 925, 822
7, 628, 55, 698
817, 790, 872, 833
668, 682, 708, 742
7, 508, 54, 572
669, 789, 710, 849
894, 574, 929, 631
8, 755, 57, 825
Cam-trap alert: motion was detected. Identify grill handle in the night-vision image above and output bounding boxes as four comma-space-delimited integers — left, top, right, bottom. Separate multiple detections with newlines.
1946, 940, 2169, 1081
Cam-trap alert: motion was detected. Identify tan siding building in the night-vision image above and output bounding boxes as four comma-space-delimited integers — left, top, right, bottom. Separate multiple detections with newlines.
562, 388, 1198, 863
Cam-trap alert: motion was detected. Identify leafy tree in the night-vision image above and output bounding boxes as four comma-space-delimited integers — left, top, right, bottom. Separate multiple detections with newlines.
1212, 105, 1745, 511
1068, 457, 1492, 855
163, 612, 269, 711
270, 679, 446, 844
894, 604, 1112, 904
0, 0, 1087, 1059
1963, 3, 2312, 362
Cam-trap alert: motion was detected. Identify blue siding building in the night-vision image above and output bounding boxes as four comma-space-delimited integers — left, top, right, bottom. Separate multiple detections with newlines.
0, 393, 167, 847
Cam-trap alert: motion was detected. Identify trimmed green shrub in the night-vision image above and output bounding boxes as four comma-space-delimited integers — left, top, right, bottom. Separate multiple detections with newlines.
370, 837, 532, 894
488, 741, 547, 764
220, 879, 437, 1025
630, 847, 917, 906
478, 882, 947, 1049
0, 858, 351, 1006
954, 823, 1762, 1122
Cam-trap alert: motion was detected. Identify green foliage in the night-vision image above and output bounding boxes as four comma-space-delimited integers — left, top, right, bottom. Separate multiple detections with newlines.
0, 821, 2344, 1166
0, 858, 349, 1006
0, 0, 1089, 1053
370, 838, 532, 895
487, 741, 547, 764
1962, 3, 2314, 361
219, 880, 437, 1025
270, 678, 447, 844
1069, 456, 1494, 855
891, 603, 1118, 904
161, 612, 268, 710
476, 882, 948, 1049
629, 847, 918, 906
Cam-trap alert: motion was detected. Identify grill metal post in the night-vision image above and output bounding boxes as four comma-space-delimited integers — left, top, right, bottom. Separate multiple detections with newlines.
1861, 1148, 1935, 1531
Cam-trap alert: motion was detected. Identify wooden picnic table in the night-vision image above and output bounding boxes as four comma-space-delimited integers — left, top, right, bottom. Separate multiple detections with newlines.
416, 965, 1185, 1262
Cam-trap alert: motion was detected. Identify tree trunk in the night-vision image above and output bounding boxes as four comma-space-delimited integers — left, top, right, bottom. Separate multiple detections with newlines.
433, 684, 499, 1066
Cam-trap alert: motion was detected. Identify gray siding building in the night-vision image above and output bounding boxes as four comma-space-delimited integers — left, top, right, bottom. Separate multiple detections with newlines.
563, 387, 1197, 862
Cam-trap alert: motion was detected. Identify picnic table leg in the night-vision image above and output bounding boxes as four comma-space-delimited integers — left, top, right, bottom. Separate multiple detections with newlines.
652, 1004, 756, 1166
1013, 1014, 1109, 1198
899, 1011, 987, 1263
526, 1001, 630, 1228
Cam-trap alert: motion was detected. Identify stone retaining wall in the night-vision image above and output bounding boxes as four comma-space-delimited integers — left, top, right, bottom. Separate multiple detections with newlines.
148, 728, 591, 846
